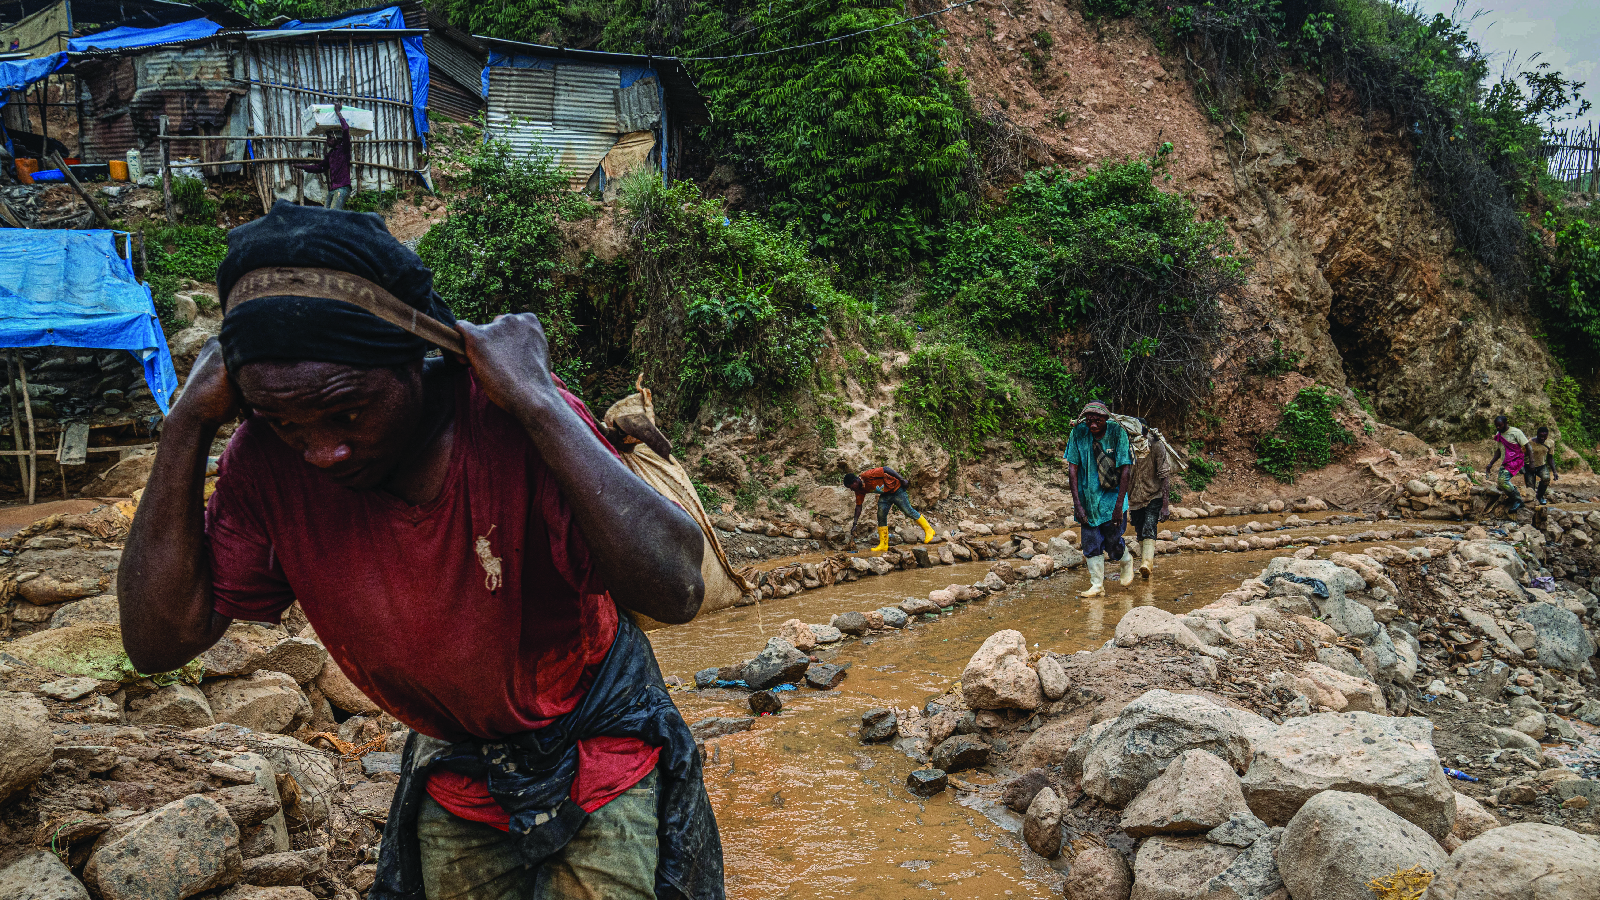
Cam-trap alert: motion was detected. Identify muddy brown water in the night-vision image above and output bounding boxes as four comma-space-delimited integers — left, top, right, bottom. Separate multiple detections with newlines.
648, 531, 1440, 899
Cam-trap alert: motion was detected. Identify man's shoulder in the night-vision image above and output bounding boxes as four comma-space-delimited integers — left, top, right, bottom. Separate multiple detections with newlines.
1503, 427, 1529, 444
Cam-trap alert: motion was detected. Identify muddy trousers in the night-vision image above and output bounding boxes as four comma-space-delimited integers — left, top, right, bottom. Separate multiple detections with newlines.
1524, 465, 1552, 502
417, 771, 659, 900
1497, 469, 1524, 507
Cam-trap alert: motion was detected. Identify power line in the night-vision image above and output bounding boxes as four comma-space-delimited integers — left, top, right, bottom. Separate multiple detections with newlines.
680, 0, 985, 63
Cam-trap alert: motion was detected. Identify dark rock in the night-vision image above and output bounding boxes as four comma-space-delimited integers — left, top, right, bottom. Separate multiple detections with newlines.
742, 638, 809, 690
931, 735, 990, 773
1002, 768, 1053, 813
954, 711, 980, 735
912, 548, 933, 568
695, 668, 719, 689
861, 708, 898, 743
834, 612, 869, 636
805, 663, 847, 690
749, 691, 783, 716
907, 769, 948, 797
689, 717, 755, 742
361, 752, 402, 776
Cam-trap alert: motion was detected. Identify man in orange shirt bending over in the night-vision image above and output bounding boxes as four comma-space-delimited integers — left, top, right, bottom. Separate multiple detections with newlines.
844, 465, 937, 552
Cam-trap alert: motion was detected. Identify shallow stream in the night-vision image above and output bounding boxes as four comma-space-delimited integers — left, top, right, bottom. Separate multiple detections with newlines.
647, 520, 1448, 898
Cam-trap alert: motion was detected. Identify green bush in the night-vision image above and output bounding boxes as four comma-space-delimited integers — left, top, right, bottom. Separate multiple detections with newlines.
1547, 375, 1599, 473
932, 146, 1241, 409
347, 188, 402, 213
1538, 212, 1600, 360
417, 137, 592, 375
1182, 440, 1219, 492
170, 176, 217, 226
1256, 386, 1354, 482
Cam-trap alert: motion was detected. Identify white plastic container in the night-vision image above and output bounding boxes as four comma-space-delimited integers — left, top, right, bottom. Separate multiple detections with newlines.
125, 148, 143, 181
300, 104, 375, 138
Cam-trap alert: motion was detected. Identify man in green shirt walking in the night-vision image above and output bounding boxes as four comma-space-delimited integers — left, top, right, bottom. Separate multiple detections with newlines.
1063, 401, 1133, 597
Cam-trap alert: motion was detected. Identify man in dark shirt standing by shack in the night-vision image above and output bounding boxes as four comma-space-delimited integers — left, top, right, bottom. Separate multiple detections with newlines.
117, 204, 723, 900
295, 100, 353, 210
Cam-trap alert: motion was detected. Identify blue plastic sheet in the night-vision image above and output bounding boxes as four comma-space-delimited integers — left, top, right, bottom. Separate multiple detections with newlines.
67, 18, 221, 53
0, 53, 66, 156
0, 231, 178, 414
281, 7, 429, 143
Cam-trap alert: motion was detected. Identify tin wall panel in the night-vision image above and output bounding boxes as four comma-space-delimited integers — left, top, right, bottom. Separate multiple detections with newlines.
427, 74, 480, 122
421, 33, 484, 100
615, 76, 660, 133
487, 66, 552, 122
554, 64, 618, 131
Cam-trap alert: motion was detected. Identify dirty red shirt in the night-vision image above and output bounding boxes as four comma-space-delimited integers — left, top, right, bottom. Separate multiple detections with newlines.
852, 466, 902, 503
205, 371, 658, 824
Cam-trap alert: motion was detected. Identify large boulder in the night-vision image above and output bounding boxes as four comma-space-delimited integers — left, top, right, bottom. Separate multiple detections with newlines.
200, 624, 326, 682
1257, 558, 1376, 639
1023, 786, 1063, 858
1129, 833, 1283, 900
742, 638, 810, 690
1036, 654, 1070, 700
1080, 690, 1275, 807
1241, 712, 1455, 839
202, 671, 311, 734
1063, 844, 1132, 900
1451, 791, 1500, 842
84, 794, 243, 900
0, 849, 90, 900
1455, 540, 1525, 582
3, 624, 140, 680
1278, 790, 1447, 900
0, 693, 52, 802
1517, 602, 1595, 675
961, 630, 1044, 711
1425, 823, 1600, 899
1114, 606, 1208, 654
48, 595, 120, 629
1121, 749, 1251, 837
312, 660, 380, 716
1294, 662, 1386, 714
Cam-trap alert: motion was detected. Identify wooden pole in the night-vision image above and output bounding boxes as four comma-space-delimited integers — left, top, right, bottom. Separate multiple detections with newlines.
49, 151, 112, 228
4, 352, 25, 492
15, 352, 36, 505
160, 115, 176, 225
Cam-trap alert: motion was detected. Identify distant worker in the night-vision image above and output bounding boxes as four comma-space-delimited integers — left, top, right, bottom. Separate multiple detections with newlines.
845, 465, 936, 552
1123, 417, 1172, 579
1064, 401, 1132, 597
1486, 415, 1529, 515
1525, 426, 1558, 506
294, 100, 352, 210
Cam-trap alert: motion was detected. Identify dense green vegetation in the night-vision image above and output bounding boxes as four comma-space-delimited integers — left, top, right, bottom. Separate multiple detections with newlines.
1256, 386, 1354, 482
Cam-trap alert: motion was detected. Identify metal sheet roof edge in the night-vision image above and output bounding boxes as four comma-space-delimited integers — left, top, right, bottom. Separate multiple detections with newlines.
474, 36, 709, 125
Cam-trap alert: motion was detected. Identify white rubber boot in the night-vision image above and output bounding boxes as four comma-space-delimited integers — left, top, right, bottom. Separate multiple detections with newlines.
1078, 555, 1106, 597
1118, 547, 1136, 585
1139, 539, 1156, 579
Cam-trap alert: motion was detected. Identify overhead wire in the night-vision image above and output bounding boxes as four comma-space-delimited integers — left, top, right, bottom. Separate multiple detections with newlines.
678, 0, 986, 62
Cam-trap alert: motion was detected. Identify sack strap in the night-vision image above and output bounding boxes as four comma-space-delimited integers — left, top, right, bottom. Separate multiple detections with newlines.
228, 267, 465, 356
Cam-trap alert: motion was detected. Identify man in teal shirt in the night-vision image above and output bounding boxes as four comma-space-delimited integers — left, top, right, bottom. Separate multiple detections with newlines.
1063, 401, 1133, 597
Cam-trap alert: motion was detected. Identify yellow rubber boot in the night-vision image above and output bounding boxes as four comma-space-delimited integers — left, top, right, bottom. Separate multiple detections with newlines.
1118, 547, 1137, 585
871, 526, 890, 553
917, 515, 937, 544
1140, 539, 1156, 579
1078, 555, 1106, 597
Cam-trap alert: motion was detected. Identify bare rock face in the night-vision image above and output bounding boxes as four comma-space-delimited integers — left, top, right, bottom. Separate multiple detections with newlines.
1121, 749, 1251, 837
1129, 837, 1241, 900
1063, 844, 1133, 900
202, 671, 312, 734
1241, 712, 1455, 839
0, 693, 53, 802
1080, 690, 1275, 807
961, 630, 1044, 711
1277, 790, 1446, 900
84, 794, 243, 900
1426, 823, 1600, 900
0, 849, 90, 900
1023, 787, 1063, 858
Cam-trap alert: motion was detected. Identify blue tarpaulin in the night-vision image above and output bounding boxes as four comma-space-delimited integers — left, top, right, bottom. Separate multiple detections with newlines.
0, 52, 66, 161
281, 7, 429, 142
67, 18, 222, 53
0, 231, 178, 414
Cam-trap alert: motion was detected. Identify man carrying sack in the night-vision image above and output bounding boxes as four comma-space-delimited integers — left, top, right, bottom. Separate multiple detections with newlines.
117, 203, 723, 900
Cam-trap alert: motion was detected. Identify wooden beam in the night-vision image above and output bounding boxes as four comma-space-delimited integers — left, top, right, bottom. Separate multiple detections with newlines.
160, 115, 176, 225
48, 152, 112, 229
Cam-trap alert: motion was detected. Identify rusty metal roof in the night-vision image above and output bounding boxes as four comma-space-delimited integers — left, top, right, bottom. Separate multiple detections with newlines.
476, 37, 708, 126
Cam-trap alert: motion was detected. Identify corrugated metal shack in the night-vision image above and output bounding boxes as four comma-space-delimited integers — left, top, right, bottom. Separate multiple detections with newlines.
394, 1, 483, 123
478, 39, 708, 192
65, 6, 431, 208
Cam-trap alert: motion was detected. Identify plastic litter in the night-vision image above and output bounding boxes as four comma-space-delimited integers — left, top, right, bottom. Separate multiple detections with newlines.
1442, 767, 1479, 782
1529, 575, 1556, 591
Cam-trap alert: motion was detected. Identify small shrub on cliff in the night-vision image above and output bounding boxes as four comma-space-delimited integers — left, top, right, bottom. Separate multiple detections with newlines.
1538, 212, 1600, 360
1256, 386, 1354, 482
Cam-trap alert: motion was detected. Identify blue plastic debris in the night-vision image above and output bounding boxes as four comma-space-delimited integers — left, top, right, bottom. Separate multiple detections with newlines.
1421, 694, 1438, 703
770, 683, 798, 693
712, 679, 750, 689
1443, 767, 1479, 782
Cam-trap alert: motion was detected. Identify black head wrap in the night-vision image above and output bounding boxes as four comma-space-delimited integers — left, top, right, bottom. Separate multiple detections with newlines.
217, 201, 457, 373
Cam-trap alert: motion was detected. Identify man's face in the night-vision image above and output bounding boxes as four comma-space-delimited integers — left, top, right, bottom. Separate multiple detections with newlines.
236, 360, 425, 490
1085, 413, 1108, 436
1495, 420, 1507, 434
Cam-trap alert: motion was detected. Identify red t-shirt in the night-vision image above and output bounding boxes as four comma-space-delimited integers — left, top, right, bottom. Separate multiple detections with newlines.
853, 466, 902, 503
205, 371, 658, 825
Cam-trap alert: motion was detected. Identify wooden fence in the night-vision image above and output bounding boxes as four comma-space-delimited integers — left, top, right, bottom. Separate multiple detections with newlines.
1540, 122, 1600, 194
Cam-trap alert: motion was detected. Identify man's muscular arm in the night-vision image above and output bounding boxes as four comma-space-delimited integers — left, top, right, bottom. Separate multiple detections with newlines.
118, 341, 236, 674
460, 314, 705, 623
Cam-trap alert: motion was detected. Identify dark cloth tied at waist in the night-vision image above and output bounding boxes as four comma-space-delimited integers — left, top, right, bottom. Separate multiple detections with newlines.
370, 611, 724, 900
1261, 572, 1330, 599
